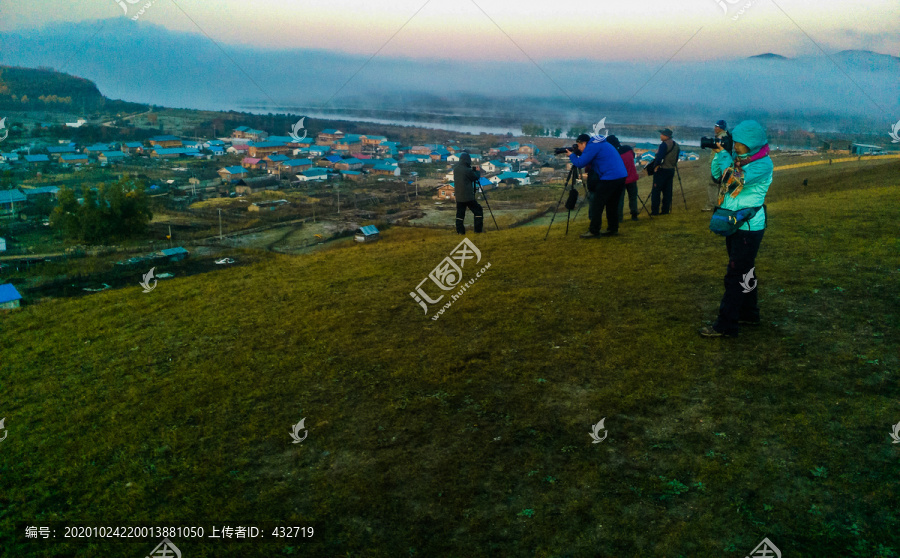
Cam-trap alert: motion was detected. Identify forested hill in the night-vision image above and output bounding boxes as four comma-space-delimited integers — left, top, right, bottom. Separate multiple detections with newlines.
0, 65, 146, 113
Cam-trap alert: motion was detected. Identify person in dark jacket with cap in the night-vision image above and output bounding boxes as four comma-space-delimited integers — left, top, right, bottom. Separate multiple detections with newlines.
452, 152, 483, 234
606, 135, 640, 222
647, 128, 680, 215
568, 133, 628, 238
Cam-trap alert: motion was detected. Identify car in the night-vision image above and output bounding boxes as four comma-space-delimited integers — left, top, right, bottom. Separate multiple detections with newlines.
215, 258, 235, 265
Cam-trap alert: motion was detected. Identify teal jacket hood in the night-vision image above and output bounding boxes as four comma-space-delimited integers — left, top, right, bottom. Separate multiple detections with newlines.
732, 120, 768, 156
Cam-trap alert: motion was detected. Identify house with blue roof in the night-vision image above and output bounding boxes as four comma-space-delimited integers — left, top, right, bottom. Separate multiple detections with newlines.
24, 155, 50, 164
0, 283, 23, 310
279, 158, 314, 174
22, 186, 60, 200
60, 153, 89, 165
372, 162, 400, 175
85, 143, 113, 153
218, 166, 248, 182
493, 171, 530, 186
0, 189, 27, 216
151, 147, 191, 158
122, 141, 145, 153
355, 225, 380, 243
0, 153, 20, 163
340, 170, 363, 181
99, 151, 128, 163
335, 157, 363, 171
47, 144, 77, 155
403, 154, 432, 164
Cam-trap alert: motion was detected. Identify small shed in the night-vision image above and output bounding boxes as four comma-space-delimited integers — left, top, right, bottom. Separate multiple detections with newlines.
0, 283, 23, 310
355, 225, 380, 243
159, 247, 189, 262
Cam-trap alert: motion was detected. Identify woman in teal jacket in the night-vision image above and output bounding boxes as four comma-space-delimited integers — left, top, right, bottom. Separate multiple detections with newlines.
701, 120, 773, 337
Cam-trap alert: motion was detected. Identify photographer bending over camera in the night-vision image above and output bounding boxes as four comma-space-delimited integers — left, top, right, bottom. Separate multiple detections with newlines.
567, 133, 627, 238
700, 120, 773, 338
452, 152, 484, 235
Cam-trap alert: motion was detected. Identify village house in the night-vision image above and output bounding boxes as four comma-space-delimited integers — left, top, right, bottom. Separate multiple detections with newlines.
340, 170, 363, 181
0, 283, 23, 310
0, 189, 27, 216
242, 157, 265, 170
22, 186, 60, 203
264, 154, 290, 166
227, 144, 251, 155
24, 155, 50, 165
85, 143, 114, 154
518, 143, 539, 155
235, 175, 280, 195
248, 199, 290, 212
99, 151, 128, 164
436, 184, 455, 201
60, 153, 89, 166
316, 129, 344, 145
371, 162, 399, 176
148, 135, 183, 148
296, 168, 330, 182
279, 158, 314, 176
409, 145, 431, 155
248, 141, 290, 158
151, 147, 195, 159
121, 141, 145, 154
317, 155, 344, 169
233, 126, 268, 142
218, 166, 248, 182
46, 144, 78, 158
333, 157, 363, 171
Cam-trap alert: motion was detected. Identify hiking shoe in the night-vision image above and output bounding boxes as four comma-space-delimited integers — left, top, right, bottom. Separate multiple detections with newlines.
699, 326, 736, 338
580, 231, 601, 238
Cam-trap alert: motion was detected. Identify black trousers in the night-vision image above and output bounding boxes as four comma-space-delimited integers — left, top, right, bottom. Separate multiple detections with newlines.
714, 229, 765, 335
456, 200, 483, 234
589, 178, 626, 234
651, 168, 675, 214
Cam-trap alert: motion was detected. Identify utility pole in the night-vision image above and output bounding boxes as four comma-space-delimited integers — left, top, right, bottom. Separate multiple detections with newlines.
218, 208, 223, 240
337, 184, 340, 214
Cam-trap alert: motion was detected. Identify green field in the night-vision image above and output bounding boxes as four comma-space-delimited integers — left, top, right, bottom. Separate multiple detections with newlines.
1, 159, 898, 557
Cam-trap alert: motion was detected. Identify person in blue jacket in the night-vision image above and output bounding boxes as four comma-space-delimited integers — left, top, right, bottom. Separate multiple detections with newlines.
567, 133, 628, 238
700, 120, 773, 338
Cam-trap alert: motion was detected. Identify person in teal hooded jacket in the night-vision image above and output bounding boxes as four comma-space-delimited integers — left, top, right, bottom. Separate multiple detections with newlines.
700, 120, 773, 338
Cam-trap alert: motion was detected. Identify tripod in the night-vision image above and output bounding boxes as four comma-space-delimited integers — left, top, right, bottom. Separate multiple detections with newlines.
478, 180, 500, 231
544, 164, 585, 240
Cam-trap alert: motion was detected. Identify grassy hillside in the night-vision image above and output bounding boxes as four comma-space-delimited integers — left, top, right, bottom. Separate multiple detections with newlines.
1, 161, 898, 557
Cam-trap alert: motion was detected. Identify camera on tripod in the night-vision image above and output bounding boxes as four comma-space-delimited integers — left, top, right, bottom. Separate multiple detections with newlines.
700, 135, 734, 152
554, 144, 582, 156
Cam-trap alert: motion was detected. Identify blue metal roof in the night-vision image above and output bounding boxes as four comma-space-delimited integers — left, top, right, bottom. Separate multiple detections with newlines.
222, 166, 246, 174
325, 155, 343, 163
60, 153, 88, 161
0, 190, 27, 203
0, 283, 22, 304
359, 225, 379, 236
25, 155, 50, 163
160, 247, 189, 256
303, 168, 329, 176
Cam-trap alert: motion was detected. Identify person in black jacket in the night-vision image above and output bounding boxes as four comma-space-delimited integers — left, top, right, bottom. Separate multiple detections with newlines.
647, 128, 680, 215
452, 152, 483, 234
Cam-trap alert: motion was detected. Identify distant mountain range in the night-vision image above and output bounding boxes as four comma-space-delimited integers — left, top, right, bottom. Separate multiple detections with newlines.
0, 19, 897, 132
